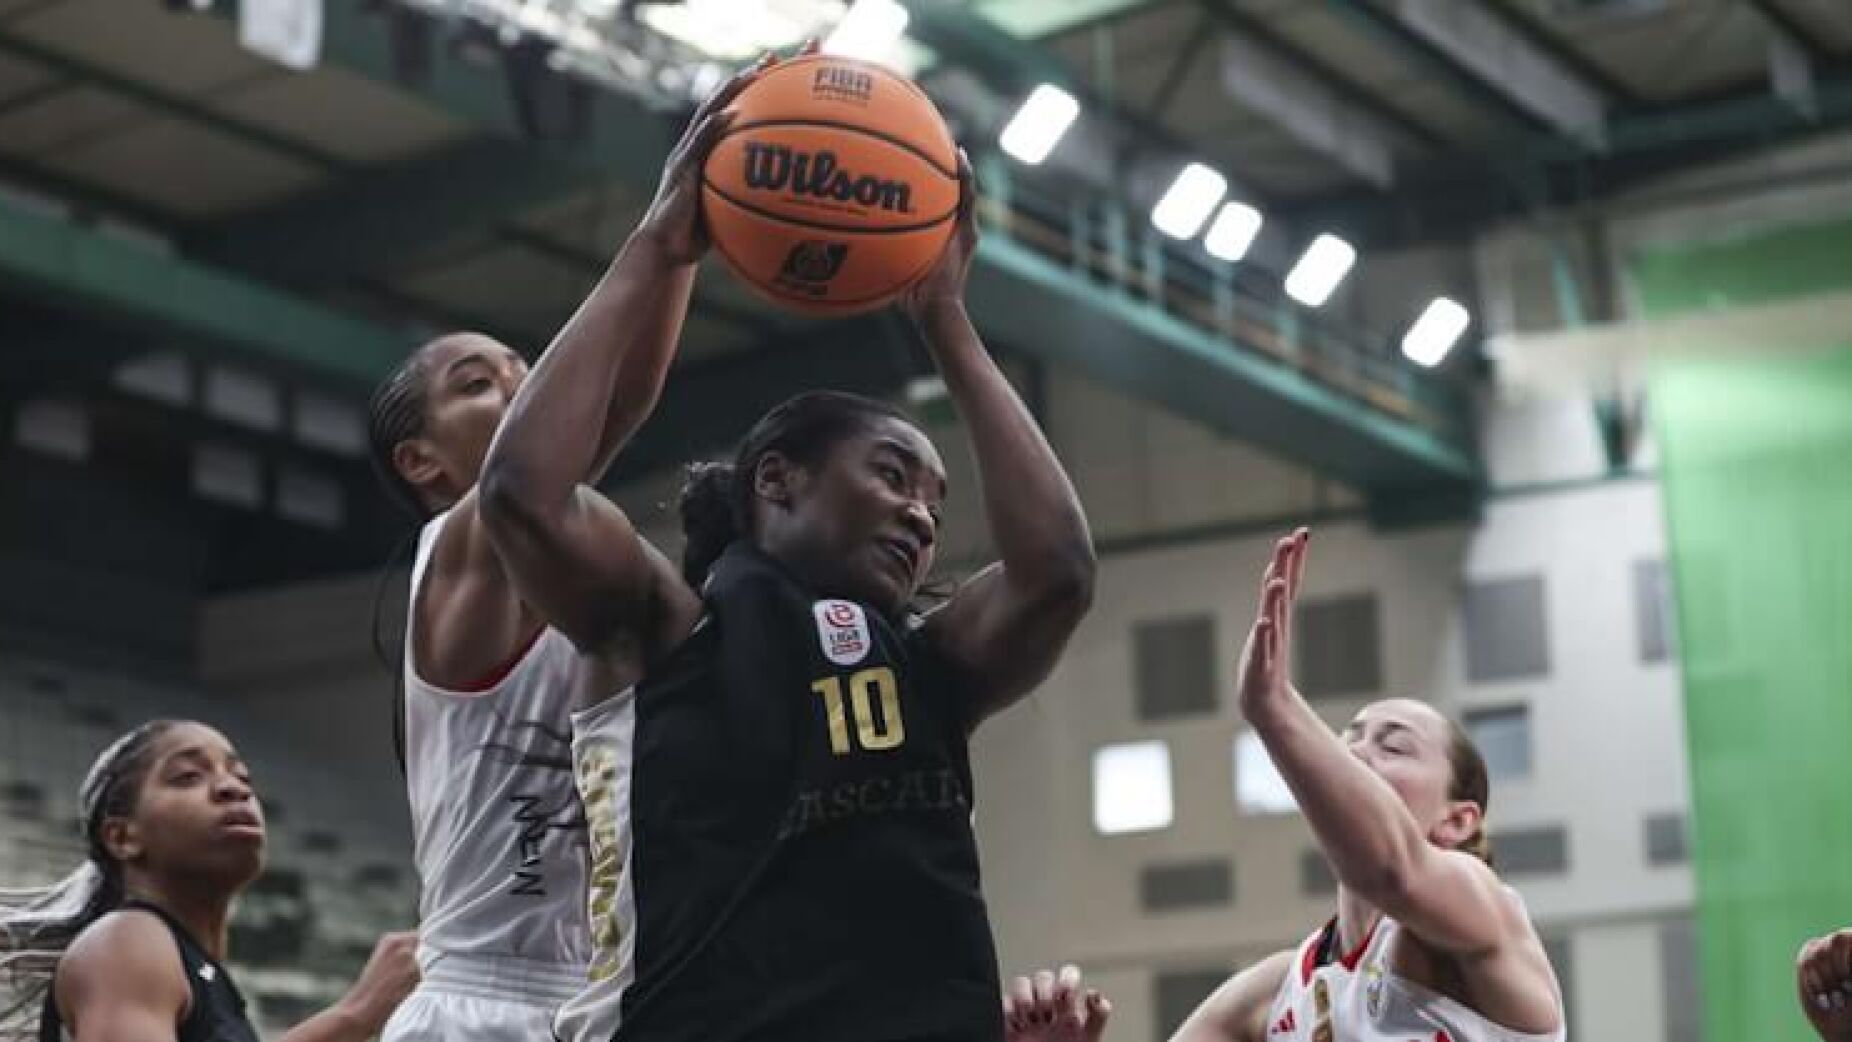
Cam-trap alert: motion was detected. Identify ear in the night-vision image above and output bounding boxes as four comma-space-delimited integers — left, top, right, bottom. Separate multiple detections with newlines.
99, 817, 144, 864
753, 451, 808, 511
1433, 799, 1483, 851
391, 438, 443, 491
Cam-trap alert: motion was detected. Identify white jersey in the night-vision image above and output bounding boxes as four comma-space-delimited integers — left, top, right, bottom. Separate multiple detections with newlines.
402, 510, 592, 972
1264, 913, 1565, 1042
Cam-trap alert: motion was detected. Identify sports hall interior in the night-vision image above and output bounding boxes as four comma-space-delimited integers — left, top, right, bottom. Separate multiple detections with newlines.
3, 1, 1851, 1039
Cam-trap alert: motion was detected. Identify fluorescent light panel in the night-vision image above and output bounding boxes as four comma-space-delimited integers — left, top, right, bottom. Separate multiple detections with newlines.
1151, 163, 1227, 240
1284, 233, 1356, 307
999, 84, 1080, 165
824, 0, 909, 62
1204, 201, 1263, 262
1402, 297, 1471, 367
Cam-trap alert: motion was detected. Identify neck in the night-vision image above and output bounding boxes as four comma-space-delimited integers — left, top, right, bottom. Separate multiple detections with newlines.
1334, 887, 1383, 957
122, 872, 235, 962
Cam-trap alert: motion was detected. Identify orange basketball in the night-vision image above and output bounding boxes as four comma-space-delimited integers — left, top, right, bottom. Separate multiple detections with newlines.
701, 55, 959, 317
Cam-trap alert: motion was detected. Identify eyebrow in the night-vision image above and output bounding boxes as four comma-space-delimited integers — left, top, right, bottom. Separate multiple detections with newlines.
164, 747, 246, 770
874, 438, 948, 499
444, 351, 501, 378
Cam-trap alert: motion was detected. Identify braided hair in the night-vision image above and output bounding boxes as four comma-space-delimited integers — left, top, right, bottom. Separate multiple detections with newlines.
0, 721, 182, 1033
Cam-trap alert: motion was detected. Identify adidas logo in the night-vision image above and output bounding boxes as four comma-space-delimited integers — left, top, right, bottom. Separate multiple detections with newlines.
1269, 1010, 1296, 1034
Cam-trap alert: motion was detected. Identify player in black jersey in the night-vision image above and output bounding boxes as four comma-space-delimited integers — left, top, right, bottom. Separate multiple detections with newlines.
0, 720, 418, 1042
479, 51, 1095, 1042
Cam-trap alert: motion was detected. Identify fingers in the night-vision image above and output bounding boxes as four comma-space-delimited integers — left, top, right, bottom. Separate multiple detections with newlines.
955, 147, 978, 225
1083, 990, 1112, 1042
798, 36, 822, 57
1010, 974, 1035, 1020
1032, 968, 1057, 1016
1054, 964, 1084, 1030
1287, 527, 1310, 601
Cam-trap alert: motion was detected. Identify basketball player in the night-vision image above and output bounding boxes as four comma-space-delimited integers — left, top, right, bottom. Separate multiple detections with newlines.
476, 52, 1095, 1042
1170, 531, 1564, 1042
368, 328, 598, 1042
0, 720, 417, 1042
1798, 927, 1852, 1040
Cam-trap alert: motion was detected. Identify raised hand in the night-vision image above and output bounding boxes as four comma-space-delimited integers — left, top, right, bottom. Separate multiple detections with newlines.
898, 148, 978, 324
635, 39, 818, 264
1235, 528, 1308, 716
1799, 929, 1852, 1040
1003, 965, 1112, 1042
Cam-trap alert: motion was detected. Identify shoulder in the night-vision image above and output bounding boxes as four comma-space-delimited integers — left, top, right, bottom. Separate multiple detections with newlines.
1174, 950, 1295, 1042
56, 908, 191, 1020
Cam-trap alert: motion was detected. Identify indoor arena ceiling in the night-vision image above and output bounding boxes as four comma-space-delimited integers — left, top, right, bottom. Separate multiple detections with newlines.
2, 0, 1849, 582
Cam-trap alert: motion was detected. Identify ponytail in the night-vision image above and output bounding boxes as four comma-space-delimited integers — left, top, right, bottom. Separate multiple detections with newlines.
678, 462, 742, 588
0, 721, 177, 1032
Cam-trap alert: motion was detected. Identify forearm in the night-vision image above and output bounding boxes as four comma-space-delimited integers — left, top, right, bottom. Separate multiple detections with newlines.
917, 302, 1092, 589
1246, 693, 1427, 898
483, 234, 695, 518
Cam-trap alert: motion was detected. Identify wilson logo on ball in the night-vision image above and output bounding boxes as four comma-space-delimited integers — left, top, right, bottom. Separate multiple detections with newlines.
742, 142, 913, 214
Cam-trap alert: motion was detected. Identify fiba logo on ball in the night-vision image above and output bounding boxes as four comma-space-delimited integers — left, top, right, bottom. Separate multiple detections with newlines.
812, 65, 874, 104
774, 241, 850, 297
742, 142, 913, 214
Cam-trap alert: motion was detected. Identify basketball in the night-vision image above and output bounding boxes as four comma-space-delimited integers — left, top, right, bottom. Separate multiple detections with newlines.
701, 55, 960, 317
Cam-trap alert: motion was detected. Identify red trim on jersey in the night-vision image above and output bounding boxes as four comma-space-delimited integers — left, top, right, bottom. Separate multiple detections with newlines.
1299, 922, 1326, 985
1299, 916, 1382, 984
1339, 917, 1380, 971
454, 627, 545, 692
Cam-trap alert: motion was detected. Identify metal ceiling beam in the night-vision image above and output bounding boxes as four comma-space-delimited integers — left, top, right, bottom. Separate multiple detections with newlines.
1201, 0, 1444, 153
1746, 0, 1827, 119
899, 0, 1275, 204
1278, 69, 1852, 248
0, 192, 412, 388
1325, 0, 1605, 148
1202, 0, 1433, 188
0, 30, 350, 175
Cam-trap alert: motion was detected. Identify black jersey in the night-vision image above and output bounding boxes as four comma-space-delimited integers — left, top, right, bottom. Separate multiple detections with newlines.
40, 900, 259, 1042
607, 543, 1002, 1042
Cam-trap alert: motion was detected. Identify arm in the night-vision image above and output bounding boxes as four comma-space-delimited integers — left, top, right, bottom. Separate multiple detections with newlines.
55, 914, 189, 1042
914, 156, 1096, 721
1799, 929, 1852, 1041
1235, 531, 1508, 956
1168, 951, 1293, 1042
275, 931, 417, 1042
478, 63, 771, 654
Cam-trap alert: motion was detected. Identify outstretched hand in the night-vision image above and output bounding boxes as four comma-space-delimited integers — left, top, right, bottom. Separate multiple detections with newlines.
898, 148, 979, 324
1003, 965, 1112, 1042
1235, 528, 1309, 716
1799, 929, 1852, 1041
636, 40, 821, 264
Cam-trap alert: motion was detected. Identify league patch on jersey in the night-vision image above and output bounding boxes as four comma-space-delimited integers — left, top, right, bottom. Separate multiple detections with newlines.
1364, 963, 1384, 1019
814, 599, 871, 666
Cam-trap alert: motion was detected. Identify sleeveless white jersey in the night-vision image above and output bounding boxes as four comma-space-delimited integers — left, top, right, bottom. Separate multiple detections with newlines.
402, 510, 592, 970
1264, 913, 1565, 1042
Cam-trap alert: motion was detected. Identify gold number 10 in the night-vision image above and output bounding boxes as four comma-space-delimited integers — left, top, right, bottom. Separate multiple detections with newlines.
810, 667, 905, 754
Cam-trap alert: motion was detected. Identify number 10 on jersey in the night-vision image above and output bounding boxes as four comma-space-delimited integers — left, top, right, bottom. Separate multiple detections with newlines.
810, 667, 905, 754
